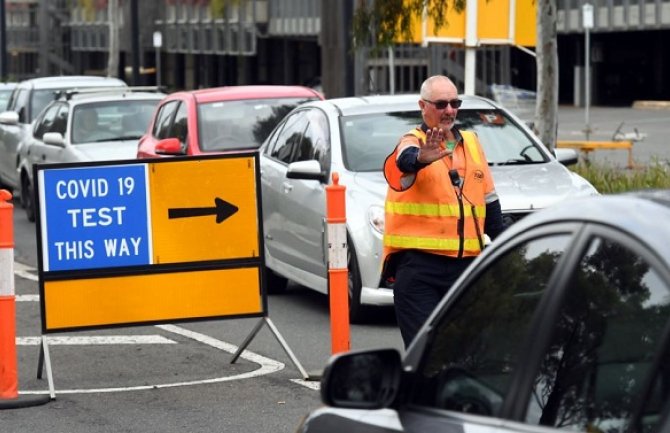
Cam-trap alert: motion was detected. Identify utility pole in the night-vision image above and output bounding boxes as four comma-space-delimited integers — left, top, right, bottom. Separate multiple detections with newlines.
130, 0, 140, 85
0, 0, 6, 80
107, 0, 119, 78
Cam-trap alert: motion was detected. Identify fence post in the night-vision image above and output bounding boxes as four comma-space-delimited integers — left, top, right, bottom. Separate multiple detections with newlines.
326, 173, 350, 354
0, 189, 50, 408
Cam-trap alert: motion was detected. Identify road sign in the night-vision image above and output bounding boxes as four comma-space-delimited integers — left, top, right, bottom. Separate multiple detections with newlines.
39, 164, 151, 272
35, 153, 265, 333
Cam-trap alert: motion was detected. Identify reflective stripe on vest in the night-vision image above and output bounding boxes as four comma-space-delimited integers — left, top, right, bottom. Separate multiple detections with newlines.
386, 201, 486, 218
384, 234, 483, 252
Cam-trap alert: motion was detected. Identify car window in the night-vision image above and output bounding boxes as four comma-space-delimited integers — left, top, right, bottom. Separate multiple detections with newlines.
170, 102, 188, 145
198, 97, 316, 152
409, 234, 573, 417
457, 110, 547, 165
153, 100, 179, 139
303, 109, 331, 172
269, 110, 309, 164
0, 88, 14, 111
31, 89, 60, 123
340, 108, 546, 172
33, 104, 61, 139
52, 105, 68, 135
11, 88, 29, 123
524, 235, 670, 433
341, 111, 418, 172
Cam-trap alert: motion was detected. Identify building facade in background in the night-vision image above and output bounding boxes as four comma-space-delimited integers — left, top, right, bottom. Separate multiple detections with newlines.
1, 0, 669, 106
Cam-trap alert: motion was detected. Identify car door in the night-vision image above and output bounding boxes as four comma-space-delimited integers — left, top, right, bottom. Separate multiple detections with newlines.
399, 221, 670, 433
0, 87, 29, 188
261, 108, 331, 289
26, 103, 69, 169
137, 99, 180, 157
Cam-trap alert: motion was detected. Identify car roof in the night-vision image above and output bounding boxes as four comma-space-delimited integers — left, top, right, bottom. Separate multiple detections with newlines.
168, 85, 323, 104
302, 93, 500, 116
63, 89, 166, 105
17, 75, 127, 90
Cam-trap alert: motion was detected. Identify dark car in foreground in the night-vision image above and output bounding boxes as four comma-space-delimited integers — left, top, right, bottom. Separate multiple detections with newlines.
297, 190, 670, 433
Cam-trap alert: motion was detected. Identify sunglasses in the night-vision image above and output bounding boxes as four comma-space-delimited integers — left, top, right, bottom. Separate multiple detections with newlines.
423, 98, 463, 109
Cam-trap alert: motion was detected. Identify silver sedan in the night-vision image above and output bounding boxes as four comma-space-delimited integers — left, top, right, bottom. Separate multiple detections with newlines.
258, 94, 598, 322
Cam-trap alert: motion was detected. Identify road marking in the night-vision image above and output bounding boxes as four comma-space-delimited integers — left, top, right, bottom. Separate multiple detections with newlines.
13, 261, 317, 394
17, 335, 176, 345
14, 261, 38, 281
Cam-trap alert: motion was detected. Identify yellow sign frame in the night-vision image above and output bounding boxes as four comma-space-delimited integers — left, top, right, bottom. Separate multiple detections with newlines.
36, 152, 266, 333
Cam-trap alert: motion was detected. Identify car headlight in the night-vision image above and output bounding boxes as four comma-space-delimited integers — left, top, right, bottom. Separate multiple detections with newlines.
368, 204, 385, 234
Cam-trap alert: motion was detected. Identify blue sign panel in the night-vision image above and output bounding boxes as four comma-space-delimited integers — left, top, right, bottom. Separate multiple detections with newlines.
40, 164, 151, 272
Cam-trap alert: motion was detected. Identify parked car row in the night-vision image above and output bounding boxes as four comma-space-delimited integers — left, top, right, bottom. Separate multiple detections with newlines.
0, 76, 599, 321
0, 75, 127, 195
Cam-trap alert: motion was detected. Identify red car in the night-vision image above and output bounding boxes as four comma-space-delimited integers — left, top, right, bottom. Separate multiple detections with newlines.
137, 85, 323, 158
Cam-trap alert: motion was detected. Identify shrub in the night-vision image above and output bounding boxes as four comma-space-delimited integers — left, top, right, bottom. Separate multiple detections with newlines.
570, 159, 670, 194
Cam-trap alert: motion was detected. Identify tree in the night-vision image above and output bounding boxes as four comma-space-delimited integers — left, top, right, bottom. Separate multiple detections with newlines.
352, 0, 560, 150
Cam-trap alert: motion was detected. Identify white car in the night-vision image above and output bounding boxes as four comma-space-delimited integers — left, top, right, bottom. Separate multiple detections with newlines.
258, 94, 599, 322
17, 87, 165, 221
0, 75, 127, 194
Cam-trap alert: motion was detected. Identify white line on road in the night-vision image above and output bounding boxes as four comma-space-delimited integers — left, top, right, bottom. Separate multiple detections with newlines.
17, 335, 176, 345
14, 261, 38, 282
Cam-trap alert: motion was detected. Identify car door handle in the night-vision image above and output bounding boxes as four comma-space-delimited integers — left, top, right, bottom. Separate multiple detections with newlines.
282, 182, 293, 193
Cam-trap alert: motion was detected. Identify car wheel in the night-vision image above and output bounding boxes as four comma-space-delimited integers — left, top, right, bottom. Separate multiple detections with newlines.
264, 267, 288, 294
21, 174, 35, 222
347, 237, 368, 324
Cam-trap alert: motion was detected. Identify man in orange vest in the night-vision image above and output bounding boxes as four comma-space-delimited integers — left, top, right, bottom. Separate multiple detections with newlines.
383, 75, 505, 348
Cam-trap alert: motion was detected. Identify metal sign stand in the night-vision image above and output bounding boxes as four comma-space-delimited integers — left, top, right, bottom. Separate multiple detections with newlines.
231, 317, 312, 381
36, 336, 56, 399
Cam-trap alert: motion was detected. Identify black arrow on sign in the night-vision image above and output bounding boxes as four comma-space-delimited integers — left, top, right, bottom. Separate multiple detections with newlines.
168, 197, 239, 224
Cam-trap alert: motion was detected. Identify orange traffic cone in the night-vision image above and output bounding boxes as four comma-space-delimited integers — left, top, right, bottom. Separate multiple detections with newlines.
0, 189, 50, 409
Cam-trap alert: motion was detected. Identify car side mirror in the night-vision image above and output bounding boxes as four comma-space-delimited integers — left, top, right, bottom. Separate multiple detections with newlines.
321, 348, 402, 409
286, 160, 326, 182
42, 132, 65, 147
553, 147, 579, 166
0, 110, 19, 126
155, 137, 185, 155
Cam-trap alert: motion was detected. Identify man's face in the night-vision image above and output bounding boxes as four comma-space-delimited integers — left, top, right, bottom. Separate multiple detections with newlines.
418, 81, 459, 131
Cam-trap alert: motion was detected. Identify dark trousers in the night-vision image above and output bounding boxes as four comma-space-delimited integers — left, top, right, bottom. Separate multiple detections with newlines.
393, 250, 474, 348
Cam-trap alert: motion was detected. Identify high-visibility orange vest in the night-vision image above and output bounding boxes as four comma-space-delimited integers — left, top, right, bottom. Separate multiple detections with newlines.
382, 128, 491, 266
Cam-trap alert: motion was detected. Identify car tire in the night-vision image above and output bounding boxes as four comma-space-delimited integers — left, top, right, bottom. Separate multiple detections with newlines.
347, 237, 368, 324
21, 174, 35, 222
264, 268, 288, 294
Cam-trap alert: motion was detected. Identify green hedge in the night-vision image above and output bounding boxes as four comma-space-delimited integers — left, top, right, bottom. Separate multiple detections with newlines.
570, 160, 670, 194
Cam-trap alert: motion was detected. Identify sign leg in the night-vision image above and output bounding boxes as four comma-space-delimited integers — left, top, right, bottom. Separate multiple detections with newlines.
40, 336, 56, 399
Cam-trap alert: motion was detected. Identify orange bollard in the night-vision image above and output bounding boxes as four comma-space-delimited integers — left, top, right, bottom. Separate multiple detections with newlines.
0, 189, 50, 409
0, 189, 18, 400
326, 173, 350, 354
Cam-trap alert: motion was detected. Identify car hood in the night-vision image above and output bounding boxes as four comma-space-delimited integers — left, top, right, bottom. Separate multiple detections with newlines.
72, 140, 140, 161
349, 171, 387, 203
349, 162, 598, 213
491, 162, 598, 212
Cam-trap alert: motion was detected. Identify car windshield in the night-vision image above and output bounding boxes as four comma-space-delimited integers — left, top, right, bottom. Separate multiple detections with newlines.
341, 108, 547, 172
198, 97, 317, 152
71, 99, 160, 144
